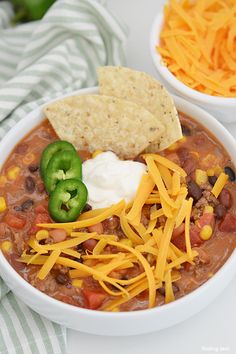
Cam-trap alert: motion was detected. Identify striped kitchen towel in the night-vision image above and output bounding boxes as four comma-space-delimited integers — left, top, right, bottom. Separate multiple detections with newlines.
0, 1, 127, 353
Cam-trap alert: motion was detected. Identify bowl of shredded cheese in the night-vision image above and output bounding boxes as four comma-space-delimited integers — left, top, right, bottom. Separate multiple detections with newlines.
150, 0, 236, 123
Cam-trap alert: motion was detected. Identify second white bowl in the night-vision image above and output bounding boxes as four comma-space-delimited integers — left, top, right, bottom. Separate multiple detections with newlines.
150, 12, 236, 123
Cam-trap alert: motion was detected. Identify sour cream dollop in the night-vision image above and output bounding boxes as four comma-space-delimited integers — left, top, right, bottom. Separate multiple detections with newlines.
83, 151, 147, 209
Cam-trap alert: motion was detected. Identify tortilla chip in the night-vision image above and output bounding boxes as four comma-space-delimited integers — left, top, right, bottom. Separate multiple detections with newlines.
44, 94, 164, 159
98, 66, 182, 151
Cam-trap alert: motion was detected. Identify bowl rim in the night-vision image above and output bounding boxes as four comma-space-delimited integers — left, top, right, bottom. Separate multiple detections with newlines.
150, 11, 236, 106
0, 87, 235, 321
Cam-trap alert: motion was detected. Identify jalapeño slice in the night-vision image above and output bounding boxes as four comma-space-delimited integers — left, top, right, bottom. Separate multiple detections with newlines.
40, 140, 76, 180
48, 179, 88, 222
44, 150, 82, 194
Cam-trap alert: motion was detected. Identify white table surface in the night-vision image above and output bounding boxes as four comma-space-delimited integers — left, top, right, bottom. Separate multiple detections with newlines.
68, 1, 236, 353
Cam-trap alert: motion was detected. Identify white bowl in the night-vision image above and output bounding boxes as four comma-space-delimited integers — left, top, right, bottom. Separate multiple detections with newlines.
0, 87, 236, 336
150, 12, 236, 123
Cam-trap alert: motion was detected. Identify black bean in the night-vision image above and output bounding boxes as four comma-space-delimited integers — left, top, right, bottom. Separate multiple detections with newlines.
55, 273, 69, 285
83, 203, 92, 212
224, 166, 236, 182
28, 164, 39, 173
21, 199, 34, 211
187, 180, 202, 202
14, 206, 23, 212
25, 176, 35, 193
214, 204, 226, 219
208, 175, 217, 186
181, 124, 191, 136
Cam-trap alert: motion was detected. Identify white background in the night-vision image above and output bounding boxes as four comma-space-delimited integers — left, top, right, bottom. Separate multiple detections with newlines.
68, 1, 236, 353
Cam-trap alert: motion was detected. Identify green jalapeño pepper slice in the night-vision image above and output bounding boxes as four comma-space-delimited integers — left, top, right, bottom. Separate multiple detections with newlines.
40, 141, 76, 180
48, 179, 88, 222
44, 150, 82, 194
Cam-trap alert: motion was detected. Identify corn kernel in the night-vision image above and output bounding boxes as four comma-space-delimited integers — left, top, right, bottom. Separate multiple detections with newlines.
168, 142, 178, 151
72, 279, 83, 288
7, 166, 20, 180
204, 205, 214, 214
1, 241, 12, 253
214, 165, 223, 176
207, 168, 215, 176
36, 230, 49, 241
23, 152, 35, 165
0, 176, 7, 186
120, 239, 133, 248
0, 197, 6, 212
195, 169, 208, 186
200, 225, 213, 241
92, 150, 103, 158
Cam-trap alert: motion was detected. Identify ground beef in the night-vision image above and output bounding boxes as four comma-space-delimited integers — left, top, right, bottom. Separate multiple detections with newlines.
191, 184, 219, 221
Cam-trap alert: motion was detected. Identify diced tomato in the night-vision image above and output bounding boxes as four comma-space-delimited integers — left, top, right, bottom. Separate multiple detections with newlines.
5, 213, 26, 229
172, 223, 185, 238
219, 213, 236, 233
190, 224, 203, 246
172, 233, 186, 251
29, 212, 50, 234
172, 224, 202, 251
198, 213, 214, 228
83, 289, 106, 310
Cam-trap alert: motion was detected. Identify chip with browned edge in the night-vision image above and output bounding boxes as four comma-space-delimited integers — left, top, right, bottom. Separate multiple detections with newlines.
44, 94, 164, 159
98, 66, 182, 151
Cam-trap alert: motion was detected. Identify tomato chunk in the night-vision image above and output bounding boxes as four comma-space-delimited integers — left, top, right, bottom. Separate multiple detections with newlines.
172, 224, 202, 251
198, 213, 214, 228
4, 213, 26, 229
83, 289, 106, 310
190, 224, 203, 246
30, 212, 50, 234
219, 213, 236, 233
171, 233, 186, 251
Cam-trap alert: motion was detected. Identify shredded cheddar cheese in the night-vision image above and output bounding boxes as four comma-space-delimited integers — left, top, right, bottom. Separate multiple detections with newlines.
19, 152, 208, 311
164, 270, 175, 304
211, 172, 228, 197
126, 174, 155, 225
158, 0, 236, 97
37, 250, 61, 280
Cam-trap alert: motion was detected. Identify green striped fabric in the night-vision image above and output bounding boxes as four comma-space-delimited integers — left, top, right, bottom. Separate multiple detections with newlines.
0, 1, 127, 353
